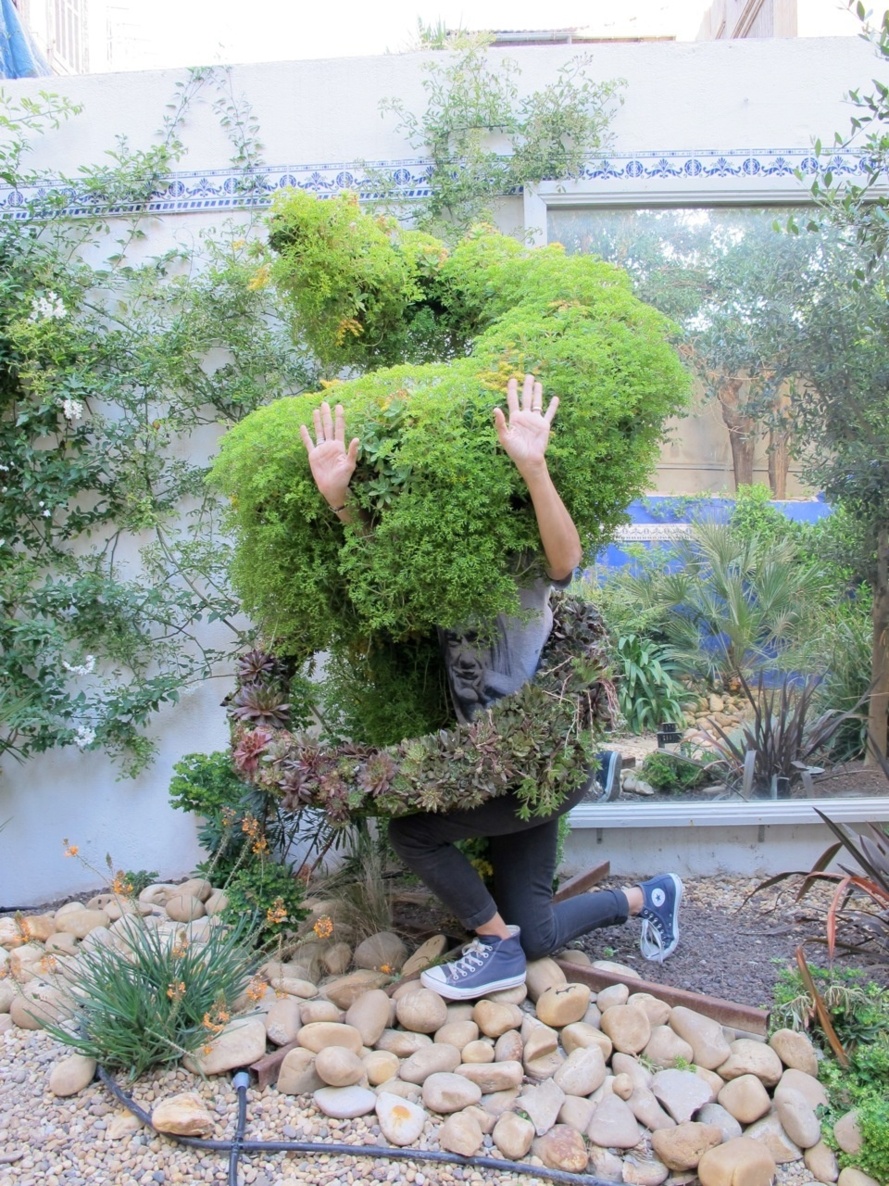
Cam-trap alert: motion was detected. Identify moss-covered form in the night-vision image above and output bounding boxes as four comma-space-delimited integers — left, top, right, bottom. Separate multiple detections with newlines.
210, 196, 690, 724
232, 593, 617, 824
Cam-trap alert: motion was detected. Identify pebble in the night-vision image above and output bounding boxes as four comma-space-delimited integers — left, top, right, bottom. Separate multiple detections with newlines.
0, 881, 868, 1186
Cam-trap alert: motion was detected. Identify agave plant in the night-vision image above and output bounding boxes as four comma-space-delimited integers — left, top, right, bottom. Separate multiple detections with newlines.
697, 671, 862, 798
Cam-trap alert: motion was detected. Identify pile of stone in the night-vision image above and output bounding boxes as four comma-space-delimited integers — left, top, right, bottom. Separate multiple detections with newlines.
0, 880, 879, 1186
685, 691, 750, 735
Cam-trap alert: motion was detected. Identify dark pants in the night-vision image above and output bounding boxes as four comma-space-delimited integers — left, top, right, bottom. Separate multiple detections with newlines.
388, 780, 629, 961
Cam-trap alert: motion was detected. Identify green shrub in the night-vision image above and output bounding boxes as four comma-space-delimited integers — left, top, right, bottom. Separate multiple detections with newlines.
169, 750, 308, 943
640, 746, 710, 793
221, 858, 307, 945
614, 634, 693, 734
729, 483, 799, 547
210, 200, 689, 744
771, 966, 889, 1183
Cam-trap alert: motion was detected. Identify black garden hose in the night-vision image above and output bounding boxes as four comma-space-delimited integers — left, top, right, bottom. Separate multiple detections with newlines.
97, 1064, 624, 1186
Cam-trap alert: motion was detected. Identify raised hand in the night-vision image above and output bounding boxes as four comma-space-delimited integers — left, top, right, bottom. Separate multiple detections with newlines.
299, 402, 359, 508
493, 374, 559, 477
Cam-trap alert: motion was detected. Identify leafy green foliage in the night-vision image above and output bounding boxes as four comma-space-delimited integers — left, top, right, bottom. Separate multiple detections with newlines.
168, 749, 310, 944
120, 869, 160, 896
770, 964, 889, 1048
237, 595, 616, 825
777, 961, 889, 1185
613, 634, 692, 734
379, 40, 623, 236
729, 484, 799, 547
220, 858, 307, 946
212, 199, 690, 746
640, 746, 711, 794
0, 77, 314, 774
40, 911, 258, 1079
612, 519, 831, 685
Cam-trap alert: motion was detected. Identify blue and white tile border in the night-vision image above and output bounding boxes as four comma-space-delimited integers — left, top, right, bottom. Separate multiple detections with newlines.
0, 148, 880, 220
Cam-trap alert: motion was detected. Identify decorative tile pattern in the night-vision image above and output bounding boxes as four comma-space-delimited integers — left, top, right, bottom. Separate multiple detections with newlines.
614, 522, 691, 542
0, 150, 873, 220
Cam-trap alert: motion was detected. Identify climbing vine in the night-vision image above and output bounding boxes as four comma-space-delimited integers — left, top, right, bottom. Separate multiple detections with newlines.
0, 74, 314, 774
379, 34, 624, 236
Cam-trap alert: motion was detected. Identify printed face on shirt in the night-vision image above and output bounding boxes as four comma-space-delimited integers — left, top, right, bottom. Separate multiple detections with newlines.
440, 626, 516, 722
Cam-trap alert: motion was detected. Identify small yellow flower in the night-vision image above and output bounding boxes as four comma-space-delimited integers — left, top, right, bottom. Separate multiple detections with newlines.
246, 263, 270, 291
166, 980, 186, 1001
172, 935, 189, 959
251, 836, 269, 856
63, 841, 79, 858
232, 238, 246, 250
378, 963, 393, 975
334, 317, 362, 345
221, 806, 237, 827
312, 915, 334, 940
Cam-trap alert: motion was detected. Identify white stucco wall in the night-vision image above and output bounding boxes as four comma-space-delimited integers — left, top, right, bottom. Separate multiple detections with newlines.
0, 35, 880, 906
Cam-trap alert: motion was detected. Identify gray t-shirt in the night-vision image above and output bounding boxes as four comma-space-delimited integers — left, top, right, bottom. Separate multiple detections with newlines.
438, 574, 572, 725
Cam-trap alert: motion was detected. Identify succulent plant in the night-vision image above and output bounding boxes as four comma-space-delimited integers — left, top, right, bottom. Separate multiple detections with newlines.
229, 684, 290, 729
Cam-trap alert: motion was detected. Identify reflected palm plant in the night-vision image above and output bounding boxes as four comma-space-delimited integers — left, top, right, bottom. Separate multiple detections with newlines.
627, 520, 828, 685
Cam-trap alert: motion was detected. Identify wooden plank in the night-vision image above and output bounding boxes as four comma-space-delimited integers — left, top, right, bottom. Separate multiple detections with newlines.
552, 861, 611, 903
249, 1040, 300, 1090
555, 960, 769, 1036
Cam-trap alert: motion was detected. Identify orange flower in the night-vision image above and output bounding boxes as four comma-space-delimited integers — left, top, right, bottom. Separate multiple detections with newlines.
312, 915, 334, 940
202, 1006, 231, 1035
241, 815, 261, 839
111, 872, 134, 897
251, 836, 269, 857
63, 841, 79, 858
265, 897, 288, 926
245, 976, 267, 1002
166, 980, 186, 1001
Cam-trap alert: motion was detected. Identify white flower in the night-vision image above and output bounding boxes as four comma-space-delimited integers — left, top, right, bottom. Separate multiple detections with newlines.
63, 655, 96, 676
43, 509, 51, 518
61, 398, 84, 423
74, 725, 96, 749
27, 291, 67, 322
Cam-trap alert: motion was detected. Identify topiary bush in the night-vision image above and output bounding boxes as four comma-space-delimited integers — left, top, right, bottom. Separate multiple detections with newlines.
209, 196, 690, 752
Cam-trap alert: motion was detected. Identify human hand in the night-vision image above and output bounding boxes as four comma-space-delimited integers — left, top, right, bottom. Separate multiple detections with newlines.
299, 401, 359, 509
493, 374, 559, 476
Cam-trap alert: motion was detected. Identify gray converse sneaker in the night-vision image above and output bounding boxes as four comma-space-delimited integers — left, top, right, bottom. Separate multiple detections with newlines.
638, 873, 683, 962
420, 926, 526, 1000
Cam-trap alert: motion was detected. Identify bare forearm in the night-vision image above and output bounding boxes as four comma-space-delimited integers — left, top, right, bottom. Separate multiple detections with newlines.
519, 460, 582, 581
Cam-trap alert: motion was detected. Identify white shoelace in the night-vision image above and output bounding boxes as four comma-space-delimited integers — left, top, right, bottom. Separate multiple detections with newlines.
639, 918, 667, 963
447, 938, 491, 980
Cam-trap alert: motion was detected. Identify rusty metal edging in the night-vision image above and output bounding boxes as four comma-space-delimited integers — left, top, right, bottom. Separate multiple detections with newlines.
555, 959, 770, 1036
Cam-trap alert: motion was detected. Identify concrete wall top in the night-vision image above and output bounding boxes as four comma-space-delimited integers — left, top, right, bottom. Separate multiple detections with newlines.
2, 37, 876, 179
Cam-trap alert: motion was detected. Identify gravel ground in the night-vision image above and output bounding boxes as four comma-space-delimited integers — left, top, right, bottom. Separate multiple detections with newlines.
571, 874, 888, 1009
